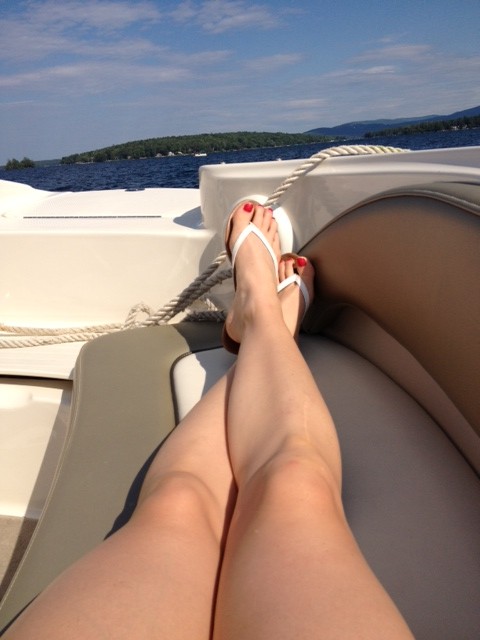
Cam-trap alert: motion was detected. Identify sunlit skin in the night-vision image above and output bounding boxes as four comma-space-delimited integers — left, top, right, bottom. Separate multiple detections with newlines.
4, 202, 413, 640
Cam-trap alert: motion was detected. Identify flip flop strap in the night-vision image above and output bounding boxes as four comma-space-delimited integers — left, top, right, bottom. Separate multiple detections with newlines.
277, 274, 310, 318
231, 223, 278, 271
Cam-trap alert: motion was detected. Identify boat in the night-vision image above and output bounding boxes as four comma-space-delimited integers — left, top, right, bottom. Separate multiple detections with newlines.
0, 145, 479, 637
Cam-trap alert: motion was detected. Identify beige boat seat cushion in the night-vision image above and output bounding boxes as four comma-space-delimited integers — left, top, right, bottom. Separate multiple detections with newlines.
303, 181, 480, 439
1, 181, 479, 639
174, 335, 480, 640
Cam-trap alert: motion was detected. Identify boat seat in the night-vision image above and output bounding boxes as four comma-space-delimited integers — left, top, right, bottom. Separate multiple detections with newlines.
1, 181, 479, 638
0, 323, 224, 631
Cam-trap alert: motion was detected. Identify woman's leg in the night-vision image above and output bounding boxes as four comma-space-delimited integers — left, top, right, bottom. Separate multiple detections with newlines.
5, 372, 236, 640
214, 203, 413, 639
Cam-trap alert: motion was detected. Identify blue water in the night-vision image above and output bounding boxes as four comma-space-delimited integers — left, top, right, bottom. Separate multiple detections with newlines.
1, 129, 479, 192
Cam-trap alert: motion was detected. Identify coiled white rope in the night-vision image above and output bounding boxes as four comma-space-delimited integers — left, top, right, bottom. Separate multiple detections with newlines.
0, 144, 407, 349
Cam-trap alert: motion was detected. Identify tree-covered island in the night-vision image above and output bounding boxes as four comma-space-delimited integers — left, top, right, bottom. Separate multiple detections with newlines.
61, 131, 331, 164
5, 157, 35, 170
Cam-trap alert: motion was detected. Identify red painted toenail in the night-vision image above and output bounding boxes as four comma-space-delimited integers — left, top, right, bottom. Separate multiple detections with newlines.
297, 257, 307, 267
243, 202, 254, 212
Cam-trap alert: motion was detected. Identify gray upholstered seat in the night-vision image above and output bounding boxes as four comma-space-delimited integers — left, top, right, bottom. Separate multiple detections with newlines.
173, 335, 480, 639
1, 182, 479, 638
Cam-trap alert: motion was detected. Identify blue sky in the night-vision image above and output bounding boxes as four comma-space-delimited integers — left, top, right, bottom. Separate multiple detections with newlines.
1, 0, 479, 162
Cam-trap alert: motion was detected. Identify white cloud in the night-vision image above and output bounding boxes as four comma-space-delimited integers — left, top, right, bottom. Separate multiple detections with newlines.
170, 0, 279, 33
0, 1, 235, 98
244, 53, 302, 73
352, 44, 431, 64
170, 50, 232, 66
0, 61, 192, 95
169, 0, 198, 22
284, 99, 329, 109
362, 65, 396, 75
0, 22, 69, 63
0, 0, 162, 63
26, 0, 162, 32
293, 43, 480, 124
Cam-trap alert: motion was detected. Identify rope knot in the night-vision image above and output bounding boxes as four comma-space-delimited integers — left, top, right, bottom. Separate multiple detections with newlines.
122, 303, 156, 329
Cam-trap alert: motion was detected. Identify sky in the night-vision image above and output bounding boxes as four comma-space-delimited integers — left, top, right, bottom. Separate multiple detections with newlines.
1, 0, 479, 163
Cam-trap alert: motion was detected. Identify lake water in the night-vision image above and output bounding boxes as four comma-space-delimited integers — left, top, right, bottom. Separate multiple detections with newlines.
1, 128, 479, 192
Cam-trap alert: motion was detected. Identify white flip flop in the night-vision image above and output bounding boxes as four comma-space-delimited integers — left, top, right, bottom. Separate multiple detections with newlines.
277, 274, 310, 319
230, 222, 279, 273
226, 194, 294, 255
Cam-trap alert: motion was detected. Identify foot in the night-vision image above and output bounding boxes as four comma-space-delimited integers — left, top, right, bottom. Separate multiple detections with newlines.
278, 254, 315, 339
224, 202, 282, 349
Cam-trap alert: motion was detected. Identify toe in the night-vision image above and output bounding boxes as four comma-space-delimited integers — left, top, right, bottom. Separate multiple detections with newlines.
295, 256, 315, 302
252, 204, 281, 265
226, 201, 256, 254
295, 255, 311, 277
295, 256, 307, 275
252, 204, 277, 240
279, 255, 295, 283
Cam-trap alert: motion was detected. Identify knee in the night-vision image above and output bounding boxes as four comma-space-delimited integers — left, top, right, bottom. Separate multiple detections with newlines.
135, 471, 221, 538
252, 438, 344, 519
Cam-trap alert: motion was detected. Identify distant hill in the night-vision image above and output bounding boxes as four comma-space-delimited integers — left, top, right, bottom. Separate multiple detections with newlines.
305, 105, 480, 138
60, 131, 330, 164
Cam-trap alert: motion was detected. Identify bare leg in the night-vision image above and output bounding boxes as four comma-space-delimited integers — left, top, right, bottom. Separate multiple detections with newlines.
4, 205, 320, 640
214, 203, 413, 639
5, 372, 236, 640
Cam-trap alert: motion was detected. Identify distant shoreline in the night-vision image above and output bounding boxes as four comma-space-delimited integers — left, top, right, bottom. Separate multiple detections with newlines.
365, 115, 480, 139
3, 121, 479, 170
60, 131, 332, 166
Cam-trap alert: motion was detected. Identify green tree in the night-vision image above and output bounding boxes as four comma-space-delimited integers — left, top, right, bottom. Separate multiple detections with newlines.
5, 157, 35, 170
61, 131, 330, 164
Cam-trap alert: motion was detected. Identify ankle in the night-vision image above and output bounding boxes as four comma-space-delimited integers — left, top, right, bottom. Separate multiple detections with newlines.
243, 291, 283, 326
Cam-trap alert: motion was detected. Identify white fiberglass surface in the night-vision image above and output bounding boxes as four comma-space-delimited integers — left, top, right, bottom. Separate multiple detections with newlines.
0, 186, 214, 328
199, 146, 480, 249
0, 218, 216, 327
0, 378, 71, 518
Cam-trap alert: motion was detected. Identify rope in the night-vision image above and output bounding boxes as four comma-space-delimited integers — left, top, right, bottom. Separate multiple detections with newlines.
263, 144, 406, 207
0, 144, 407, 349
